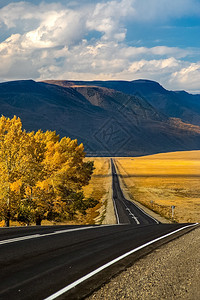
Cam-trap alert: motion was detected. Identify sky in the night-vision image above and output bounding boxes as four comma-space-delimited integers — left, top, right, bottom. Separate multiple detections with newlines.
0, 0, 200, 92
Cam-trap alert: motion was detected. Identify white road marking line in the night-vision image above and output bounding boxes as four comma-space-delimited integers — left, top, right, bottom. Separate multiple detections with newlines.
112, 195, 120, 224
123, 201, 140, 224
132, 216, 140, 224
112, 159, 141, 225
127, 210, 140, 224
0, 234, 41, 245
0, 225, 113, 245
113, 160, 159, 224
44, 223, 199, 300
111, 160, 120, 225
112, 159, 139, 224
130, 201, 160, 224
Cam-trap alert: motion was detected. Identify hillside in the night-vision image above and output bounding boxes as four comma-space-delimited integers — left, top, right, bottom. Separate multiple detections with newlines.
45, 79, 200, 126
1, 80, 200, 156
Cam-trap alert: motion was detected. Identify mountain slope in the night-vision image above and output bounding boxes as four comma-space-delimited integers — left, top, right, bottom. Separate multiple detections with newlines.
45, 79, 200, 126
1, 80, 200, 156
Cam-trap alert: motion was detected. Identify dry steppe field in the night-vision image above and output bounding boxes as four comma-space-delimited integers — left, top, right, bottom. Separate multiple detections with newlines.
83, 157, 111, 224
114, 151, 200, 223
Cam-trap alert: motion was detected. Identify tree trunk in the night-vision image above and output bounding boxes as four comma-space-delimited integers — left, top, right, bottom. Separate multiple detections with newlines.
36, 217, 41, 226
5, 212, 10, 227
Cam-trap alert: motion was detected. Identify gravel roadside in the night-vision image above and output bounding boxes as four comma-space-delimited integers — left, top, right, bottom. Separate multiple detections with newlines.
102, 159, 116, 225
87, 226, 200, 300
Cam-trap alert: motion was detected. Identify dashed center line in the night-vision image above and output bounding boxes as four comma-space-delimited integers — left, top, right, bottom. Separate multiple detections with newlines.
126, 207, 140, 224
0, 225, 113, 245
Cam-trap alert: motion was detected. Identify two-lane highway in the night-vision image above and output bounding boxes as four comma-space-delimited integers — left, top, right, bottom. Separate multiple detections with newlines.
111, 158, 159, 225
0, 158, 198, 299
0, 223, 198, 300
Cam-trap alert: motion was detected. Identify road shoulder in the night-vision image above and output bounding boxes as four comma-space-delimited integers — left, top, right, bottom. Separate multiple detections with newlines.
102, 159, 116, 225
87, 226, 200, 299
113, 159, 171, 224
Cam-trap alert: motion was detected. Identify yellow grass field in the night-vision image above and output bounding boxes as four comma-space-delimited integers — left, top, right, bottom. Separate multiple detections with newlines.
115, 151, 200, 223
83, 157, 111, 224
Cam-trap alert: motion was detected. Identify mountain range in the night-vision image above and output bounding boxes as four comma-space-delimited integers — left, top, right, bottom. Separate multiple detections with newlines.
0, 79, 200, 156
45, 79, 200, 126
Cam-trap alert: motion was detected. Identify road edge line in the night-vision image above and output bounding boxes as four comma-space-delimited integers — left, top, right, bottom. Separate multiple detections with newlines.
44, 223, 198, 300
113, 159, 160, 224
111, 159, 120, 224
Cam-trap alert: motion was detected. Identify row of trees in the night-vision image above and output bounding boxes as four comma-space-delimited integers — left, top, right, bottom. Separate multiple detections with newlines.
0, 116, 96, 227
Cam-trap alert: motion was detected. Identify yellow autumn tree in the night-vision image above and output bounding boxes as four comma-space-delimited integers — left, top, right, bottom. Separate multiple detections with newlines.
19, 129, 60, 225
33, 135, 95, 224
16, 130, 48, 225
0, 115, 95, 226
0, 116, 29, 226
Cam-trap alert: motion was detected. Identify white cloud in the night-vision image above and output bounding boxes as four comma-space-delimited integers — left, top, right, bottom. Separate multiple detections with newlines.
0, 2, 34, 29
0, 2, 88, 47
0, 28, 199, 92
22, 9, 86, 49
35, 41, 189, 84
128, 57, 179, 73
170, 63, 200, 91
86, 0, 135, 41
0, 0, 200, 93
116, 46, 191, 60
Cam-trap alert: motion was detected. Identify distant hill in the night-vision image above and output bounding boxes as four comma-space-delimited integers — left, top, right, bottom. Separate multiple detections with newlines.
45, 79, 200, 126
1, 79, 200, 156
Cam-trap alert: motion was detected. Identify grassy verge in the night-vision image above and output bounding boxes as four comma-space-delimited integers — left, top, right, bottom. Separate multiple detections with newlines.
115, 151, 200, 223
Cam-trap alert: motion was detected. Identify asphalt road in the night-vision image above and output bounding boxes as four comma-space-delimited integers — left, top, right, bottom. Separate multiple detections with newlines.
111, 159, 159, 225
0, 223, 198, 300
0, 159, 198, 300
